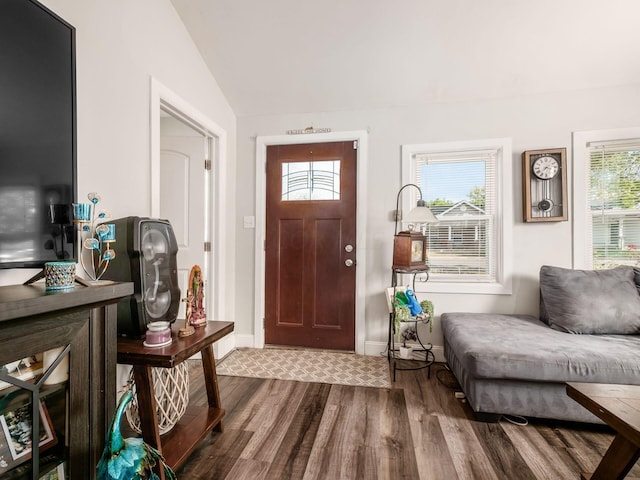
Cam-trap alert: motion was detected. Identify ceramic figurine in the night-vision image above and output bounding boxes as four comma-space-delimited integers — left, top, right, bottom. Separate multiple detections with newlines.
179, 292, 195, 337
188, 265, 207, 327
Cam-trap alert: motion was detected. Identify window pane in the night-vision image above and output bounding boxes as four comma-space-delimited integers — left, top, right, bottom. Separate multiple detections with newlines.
589, 144, 640, 269
281, 160, 340, 201
413, 151, 497, 282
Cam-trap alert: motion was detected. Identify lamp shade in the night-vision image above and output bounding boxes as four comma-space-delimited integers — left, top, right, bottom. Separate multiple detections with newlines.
404, 202, 437, 223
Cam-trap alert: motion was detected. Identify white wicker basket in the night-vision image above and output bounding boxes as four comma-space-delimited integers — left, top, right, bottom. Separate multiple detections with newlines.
125, 362, 189, 435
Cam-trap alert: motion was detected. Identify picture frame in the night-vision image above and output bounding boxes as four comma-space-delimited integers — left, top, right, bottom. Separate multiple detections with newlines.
385, 286, 408, 314
39, 462, 65, 480
0, 357, 43, 392
0, 400, 57, 474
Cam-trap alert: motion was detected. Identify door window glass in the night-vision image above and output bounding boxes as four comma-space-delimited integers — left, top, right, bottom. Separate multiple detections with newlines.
281, 160, 340, 201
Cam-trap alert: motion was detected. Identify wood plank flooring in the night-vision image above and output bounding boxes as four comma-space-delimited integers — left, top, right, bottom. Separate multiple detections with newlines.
174, 361, 640, 479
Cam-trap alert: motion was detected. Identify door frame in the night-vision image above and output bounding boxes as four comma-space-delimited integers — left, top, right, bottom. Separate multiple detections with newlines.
149, 77, 228, 327
254, 131, 368, 354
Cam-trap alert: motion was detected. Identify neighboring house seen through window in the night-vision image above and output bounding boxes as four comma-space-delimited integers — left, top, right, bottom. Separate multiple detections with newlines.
402, 138, 512, 295
587, 140, 640, 269
573, 128, 640, 270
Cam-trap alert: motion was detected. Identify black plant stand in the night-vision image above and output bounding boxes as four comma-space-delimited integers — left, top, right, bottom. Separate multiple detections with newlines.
388, 268, 435, 382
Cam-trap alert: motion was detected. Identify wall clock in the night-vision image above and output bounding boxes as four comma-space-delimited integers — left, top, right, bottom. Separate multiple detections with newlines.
393, 230, 429, 271
522, 148, 568, 222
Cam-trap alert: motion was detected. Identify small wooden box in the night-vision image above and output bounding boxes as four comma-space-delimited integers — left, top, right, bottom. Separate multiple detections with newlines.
393, 231, 428, 271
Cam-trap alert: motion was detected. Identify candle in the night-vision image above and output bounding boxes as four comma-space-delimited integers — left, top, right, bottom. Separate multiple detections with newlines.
99, 223, 116, 242
72, 203, 92, 222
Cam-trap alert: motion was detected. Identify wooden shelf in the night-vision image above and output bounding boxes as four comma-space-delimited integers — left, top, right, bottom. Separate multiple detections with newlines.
161, 405, 225, 470
0, 282, 133, 323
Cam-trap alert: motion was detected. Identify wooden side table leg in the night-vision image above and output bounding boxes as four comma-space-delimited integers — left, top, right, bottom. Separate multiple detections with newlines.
585, 433, 640, 480
201, 344, 223, 432
132, 365, 166, 480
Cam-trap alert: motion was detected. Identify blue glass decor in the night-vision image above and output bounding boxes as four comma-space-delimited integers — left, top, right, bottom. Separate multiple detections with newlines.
72, 192, 116, 281
44, 261, 76, 290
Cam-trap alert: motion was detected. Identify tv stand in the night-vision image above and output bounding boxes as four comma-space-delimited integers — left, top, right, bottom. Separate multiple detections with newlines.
0, 281, 133, 479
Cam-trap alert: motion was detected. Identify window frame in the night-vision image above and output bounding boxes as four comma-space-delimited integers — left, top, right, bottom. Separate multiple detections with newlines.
401, 138, 513, 295
572, 127, 640, 269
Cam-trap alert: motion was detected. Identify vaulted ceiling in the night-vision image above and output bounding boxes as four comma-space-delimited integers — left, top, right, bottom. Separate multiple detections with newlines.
171, 0, 640, 117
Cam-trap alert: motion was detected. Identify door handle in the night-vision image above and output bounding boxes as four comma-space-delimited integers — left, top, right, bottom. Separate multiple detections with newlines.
344, 244, 354, 253
345, 259, 354, 267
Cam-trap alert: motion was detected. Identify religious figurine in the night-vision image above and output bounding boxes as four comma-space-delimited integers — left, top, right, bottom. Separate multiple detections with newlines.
178, 291, 195, 337
188, 265, 207, 327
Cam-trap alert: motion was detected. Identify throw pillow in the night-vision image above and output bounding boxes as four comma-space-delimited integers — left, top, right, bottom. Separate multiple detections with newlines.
539, 265, 640, 334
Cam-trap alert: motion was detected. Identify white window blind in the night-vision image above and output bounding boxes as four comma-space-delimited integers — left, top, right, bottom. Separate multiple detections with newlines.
587, 140, 640, 269
412, 149, 498, 282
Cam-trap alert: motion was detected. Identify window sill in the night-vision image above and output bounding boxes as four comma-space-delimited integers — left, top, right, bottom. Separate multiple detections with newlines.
411, 279, 513, 295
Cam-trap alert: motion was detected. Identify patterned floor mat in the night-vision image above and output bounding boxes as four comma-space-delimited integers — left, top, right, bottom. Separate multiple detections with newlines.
217, 348, 391, 389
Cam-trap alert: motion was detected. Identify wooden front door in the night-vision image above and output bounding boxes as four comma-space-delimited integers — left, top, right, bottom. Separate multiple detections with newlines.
265, 141, 357, 350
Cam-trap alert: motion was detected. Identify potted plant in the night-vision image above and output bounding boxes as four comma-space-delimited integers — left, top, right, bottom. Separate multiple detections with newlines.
399, 326, 418, 358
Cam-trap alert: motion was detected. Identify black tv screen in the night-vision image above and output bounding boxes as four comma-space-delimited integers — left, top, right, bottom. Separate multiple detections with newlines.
0, 0, 76, 268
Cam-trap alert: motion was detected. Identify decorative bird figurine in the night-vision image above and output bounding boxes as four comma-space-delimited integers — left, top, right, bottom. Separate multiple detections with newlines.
97, 388, 177, 480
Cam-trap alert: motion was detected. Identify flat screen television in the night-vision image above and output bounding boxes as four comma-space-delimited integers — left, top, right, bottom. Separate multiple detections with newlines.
0, 0, 76, 269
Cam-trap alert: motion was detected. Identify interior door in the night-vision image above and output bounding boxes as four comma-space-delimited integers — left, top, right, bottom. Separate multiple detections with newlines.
160, 116, 207, 319
265, 141, 357, 350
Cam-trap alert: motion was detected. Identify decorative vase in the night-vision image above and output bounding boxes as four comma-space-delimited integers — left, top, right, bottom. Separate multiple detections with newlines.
125, 363, 189, 435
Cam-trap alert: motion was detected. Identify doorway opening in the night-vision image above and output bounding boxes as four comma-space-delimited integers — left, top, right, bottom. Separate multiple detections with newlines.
150, 77, 228, 326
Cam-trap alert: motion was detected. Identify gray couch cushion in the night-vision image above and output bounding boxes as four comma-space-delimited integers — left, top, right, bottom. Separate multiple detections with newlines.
635, 267, 640, 295
539, 265, 640, 334
441, 312, 640, 383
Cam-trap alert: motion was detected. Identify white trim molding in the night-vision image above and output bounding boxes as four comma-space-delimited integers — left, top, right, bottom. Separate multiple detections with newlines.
401, 138, 513, 295
254, 131, 369, 354
149, 76, 229, 324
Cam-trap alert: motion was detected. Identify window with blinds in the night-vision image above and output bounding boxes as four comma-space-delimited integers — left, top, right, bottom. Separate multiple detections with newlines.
587, 140, 640, 269
412, 149, 498, 282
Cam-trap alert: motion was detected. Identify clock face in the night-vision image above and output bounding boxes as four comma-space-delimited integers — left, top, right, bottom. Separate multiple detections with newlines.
411, 239, 423, 262
532, 155, 560, 180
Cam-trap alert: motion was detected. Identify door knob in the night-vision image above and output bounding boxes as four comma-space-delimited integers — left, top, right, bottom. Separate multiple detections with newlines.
344, 244, 354, 253
345, 259, 354, 267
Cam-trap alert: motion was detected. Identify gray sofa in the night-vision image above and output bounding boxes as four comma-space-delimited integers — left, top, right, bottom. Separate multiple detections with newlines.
442, 265, 640, 423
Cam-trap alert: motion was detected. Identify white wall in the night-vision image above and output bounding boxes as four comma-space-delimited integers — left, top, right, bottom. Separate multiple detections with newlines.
235, 83, 640, 356
0, 0, 237, 324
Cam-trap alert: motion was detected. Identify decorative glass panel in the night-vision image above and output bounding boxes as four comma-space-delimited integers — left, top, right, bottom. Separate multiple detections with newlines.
0, 348, 69, 477
281, 161, 340, 201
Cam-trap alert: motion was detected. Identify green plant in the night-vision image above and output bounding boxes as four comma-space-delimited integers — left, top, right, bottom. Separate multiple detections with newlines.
393, 304, 411, 339
420, 299, 434, 332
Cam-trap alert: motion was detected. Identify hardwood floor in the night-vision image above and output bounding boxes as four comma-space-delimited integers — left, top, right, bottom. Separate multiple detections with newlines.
175, 361, 640, 479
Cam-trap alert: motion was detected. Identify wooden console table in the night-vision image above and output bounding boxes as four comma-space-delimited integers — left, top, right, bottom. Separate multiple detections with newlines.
567, 382, 640, 480
117, 320, 234, 478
